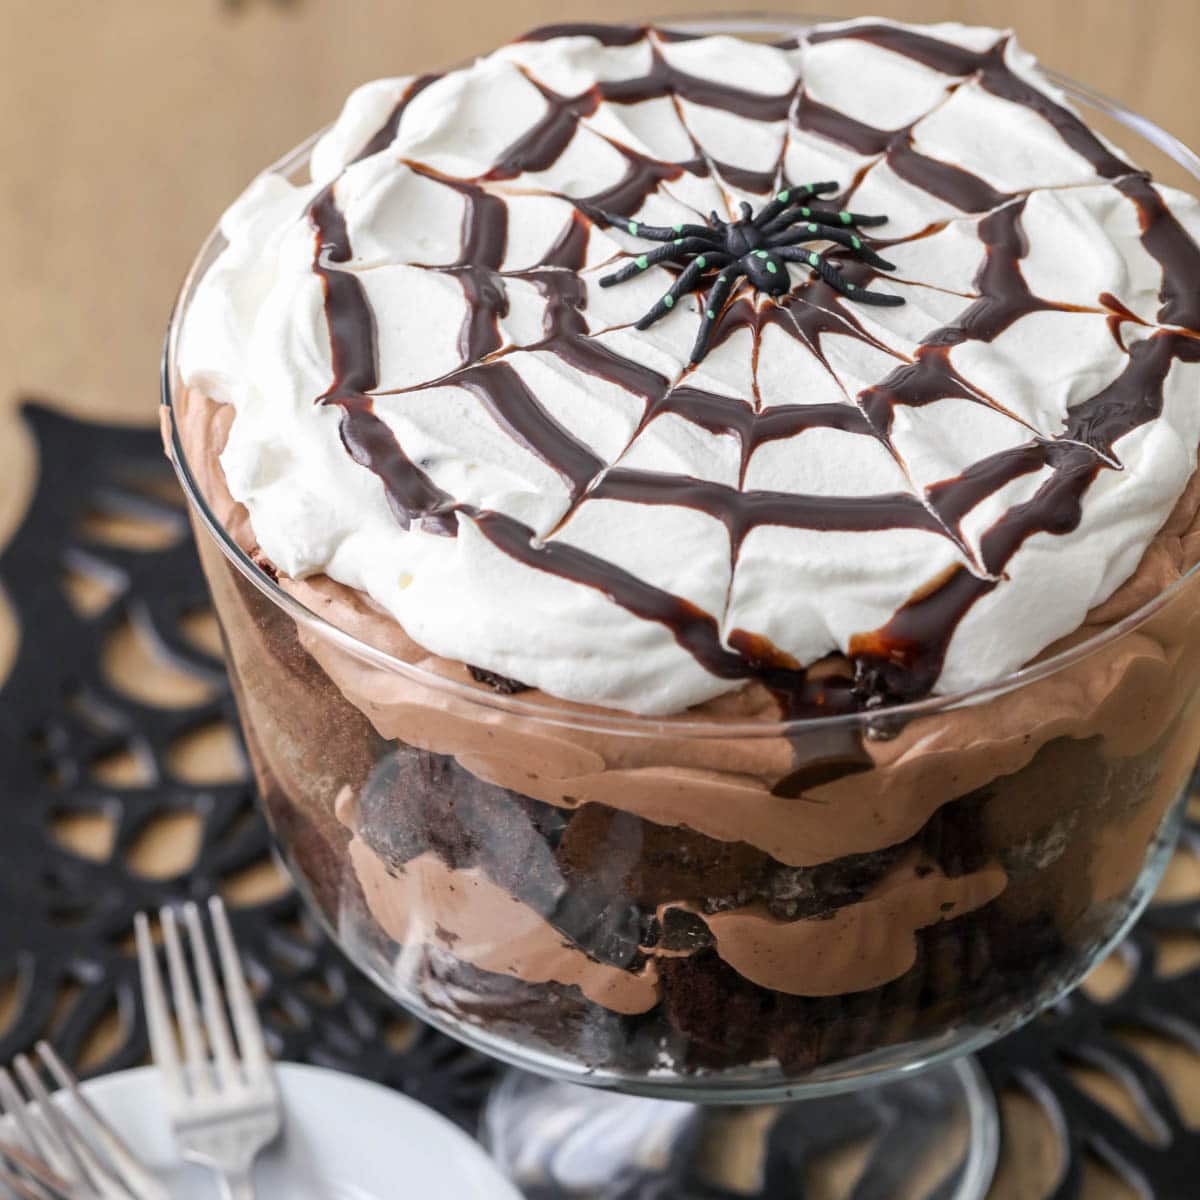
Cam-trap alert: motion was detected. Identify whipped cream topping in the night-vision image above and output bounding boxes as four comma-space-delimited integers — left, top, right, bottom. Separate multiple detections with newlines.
178, 18, 1200, 716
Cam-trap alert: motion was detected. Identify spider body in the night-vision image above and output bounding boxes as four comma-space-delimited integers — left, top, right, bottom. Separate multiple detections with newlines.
598, 181, 905, 363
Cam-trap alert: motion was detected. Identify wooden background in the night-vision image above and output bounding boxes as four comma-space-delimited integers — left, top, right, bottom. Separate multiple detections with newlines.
4, 2, 1200, 1195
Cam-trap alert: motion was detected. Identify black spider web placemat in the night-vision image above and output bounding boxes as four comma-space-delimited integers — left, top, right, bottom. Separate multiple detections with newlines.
2, 401, 1199, 1198
0, 402, 495, 1129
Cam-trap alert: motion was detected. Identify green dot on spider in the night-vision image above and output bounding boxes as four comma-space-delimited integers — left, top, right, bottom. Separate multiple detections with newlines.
636, 255, 648, 270
628, 221, 639, 235
808, 223, 818, 233
766, 261, 778, 274
852, 236, 862, 249
696, 256, 707, 268
673, 223, 683, 233
801, 207, 811, 217
810, 253, 820, 266
777, 189, 790, 203
840, 212, 852, 225
707, 309, 715, 318
663, 295, 674, 308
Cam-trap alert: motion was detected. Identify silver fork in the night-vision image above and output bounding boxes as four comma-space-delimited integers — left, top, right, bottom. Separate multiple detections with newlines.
135, 898, 281, 1200
0, 1041, 167, 1200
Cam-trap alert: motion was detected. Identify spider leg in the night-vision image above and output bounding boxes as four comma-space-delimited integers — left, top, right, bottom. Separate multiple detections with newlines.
805, 206, 889, 229
753, 181, 841, 228
738, 201, 754, 221
776, 247, 904, 307
768, 224, 895, 270
600, 237, 717, 287
594, 211, 715, 241
690, 264, 748, 363
761, 204, 889, 237
634, 252, 733, 330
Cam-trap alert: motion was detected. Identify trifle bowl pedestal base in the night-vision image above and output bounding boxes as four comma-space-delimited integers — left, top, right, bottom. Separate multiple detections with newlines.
485, 1059, 998, 1200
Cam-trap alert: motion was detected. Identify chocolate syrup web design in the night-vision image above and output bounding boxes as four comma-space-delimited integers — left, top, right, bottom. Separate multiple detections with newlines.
307, 21, 1200, 714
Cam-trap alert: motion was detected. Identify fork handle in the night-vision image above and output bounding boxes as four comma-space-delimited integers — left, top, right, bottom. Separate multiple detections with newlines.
217, 1167, 257, 1200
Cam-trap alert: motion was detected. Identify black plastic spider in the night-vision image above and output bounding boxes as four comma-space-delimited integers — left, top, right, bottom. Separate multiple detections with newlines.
597, 181, 904, 363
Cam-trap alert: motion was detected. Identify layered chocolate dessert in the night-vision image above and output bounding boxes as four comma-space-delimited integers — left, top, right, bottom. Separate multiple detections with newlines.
169, 18, 1200, 1082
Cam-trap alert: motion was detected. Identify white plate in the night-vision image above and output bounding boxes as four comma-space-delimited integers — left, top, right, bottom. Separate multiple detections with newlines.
76, 1062, 521, 1199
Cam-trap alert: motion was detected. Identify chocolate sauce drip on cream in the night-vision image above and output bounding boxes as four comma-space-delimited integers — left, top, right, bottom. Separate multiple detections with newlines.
859, 199, 1069, 440
649, 387, 879, 479
496, 40, 796, 212
520, 23, 647, 47
595, 46, 795, 123
853, 330, 1200, 701
456, 363, 604, 502
518, 22, 707, 47
794, 95, 1012, 213
302, 23, 1200, 714
591, 470, 944, 550
355, 74, 442, 161
471, 508, 834, 713
310, 188, 458, 537
1118, 174, 1200, 331
403, 166, 510, 360
850, 188, 1200, 701
308, 74, 462, 537
807, 23, 1131, 180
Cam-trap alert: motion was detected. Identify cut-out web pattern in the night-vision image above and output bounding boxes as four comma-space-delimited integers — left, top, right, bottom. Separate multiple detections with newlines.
300, 22, 1200, 708
0, 404, 495, 1129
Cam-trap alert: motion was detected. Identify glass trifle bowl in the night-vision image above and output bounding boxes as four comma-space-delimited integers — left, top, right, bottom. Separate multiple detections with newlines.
163, 13, 1200, 1197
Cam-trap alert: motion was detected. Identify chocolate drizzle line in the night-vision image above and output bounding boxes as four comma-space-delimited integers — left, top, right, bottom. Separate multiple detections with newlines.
794, 95, 1013, 214
591, 470, 943, 551
519, 22, 647, 47
853, 332, 1200, 702
456, 363, 603, 502
302, 23, 1200, 715
1117, 174, 1200, 331
808, 24, 1131, 180
355, 73, 442, 161
309, 81, 459, 538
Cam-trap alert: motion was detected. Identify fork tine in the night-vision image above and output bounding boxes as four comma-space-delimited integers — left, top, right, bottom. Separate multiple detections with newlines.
182, 903, 239, 1090
208, 898, 268, 1074
11, 1058, 92, 1192
0, 1069, 67, 1183
0, 1135, 66, 1200
135, 912, 183, 1103
0, 1149, 70, 1200
36, 1043, 171, 1200
160, 908, 210, 1097
0, 1170, 54, 1200
0, 1167, 55, 1200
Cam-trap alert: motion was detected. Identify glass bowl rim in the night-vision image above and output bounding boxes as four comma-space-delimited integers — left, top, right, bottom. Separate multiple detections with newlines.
160, 12, 1200, 741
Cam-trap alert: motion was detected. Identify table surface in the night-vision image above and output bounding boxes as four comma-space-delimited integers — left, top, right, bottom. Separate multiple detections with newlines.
4, 2, 1200, 1196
